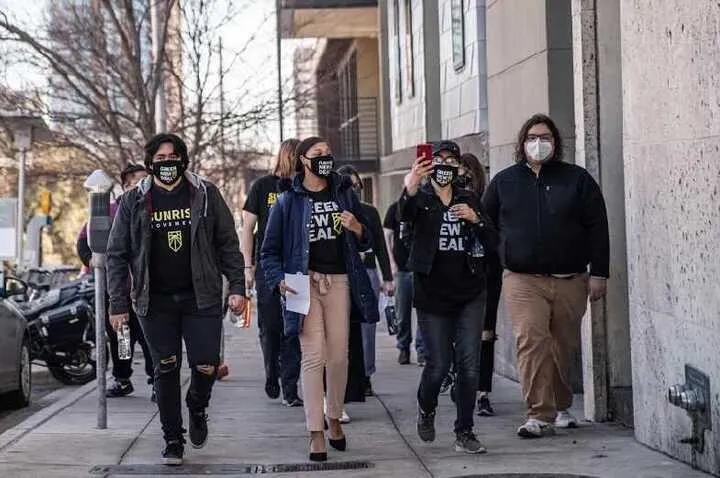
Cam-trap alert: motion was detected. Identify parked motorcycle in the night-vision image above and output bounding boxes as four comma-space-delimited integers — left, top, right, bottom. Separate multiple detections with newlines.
14, 274, 100, 385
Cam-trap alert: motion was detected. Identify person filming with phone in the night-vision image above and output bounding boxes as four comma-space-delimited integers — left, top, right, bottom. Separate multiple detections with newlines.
398, 140, 497, 454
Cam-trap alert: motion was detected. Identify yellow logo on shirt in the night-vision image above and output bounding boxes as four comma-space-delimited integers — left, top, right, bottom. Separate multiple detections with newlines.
267, 193, 278, 207
332, 212, 343, 234
168, 230, 183, 252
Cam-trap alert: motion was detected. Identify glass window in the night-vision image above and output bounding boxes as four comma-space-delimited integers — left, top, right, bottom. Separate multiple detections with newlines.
403, 0, 415, 97
451, 0, 465, 71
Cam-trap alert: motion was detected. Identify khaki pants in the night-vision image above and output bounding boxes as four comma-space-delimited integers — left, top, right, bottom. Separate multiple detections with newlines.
299, 273, 350, 432
503, 271, 588, 423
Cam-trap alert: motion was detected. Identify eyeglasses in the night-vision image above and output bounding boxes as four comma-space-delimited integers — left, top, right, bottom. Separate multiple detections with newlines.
526, 134, 554, 142
153, 154, 180, 162
432, 155, 459, 166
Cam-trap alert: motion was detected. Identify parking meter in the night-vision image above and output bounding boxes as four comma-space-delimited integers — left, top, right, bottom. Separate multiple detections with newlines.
83, 170, 114, 430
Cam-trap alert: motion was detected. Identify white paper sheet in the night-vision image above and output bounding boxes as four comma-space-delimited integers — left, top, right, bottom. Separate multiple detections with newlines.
284, 272, 311, 315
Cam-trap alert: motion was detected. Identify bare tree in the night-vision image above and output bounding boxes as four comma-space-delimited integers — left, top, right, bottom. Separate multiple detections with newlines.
0, 0, 278, 180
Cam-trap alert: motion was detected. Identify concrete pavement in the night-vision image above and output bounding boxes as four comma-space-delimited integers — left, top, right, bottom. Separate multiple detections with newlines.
0, 320, 711, 478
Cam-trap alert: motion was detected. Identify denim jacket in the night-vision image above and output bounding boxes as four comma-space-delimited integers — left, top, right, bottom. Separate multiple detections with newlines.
260, 172, 380, 337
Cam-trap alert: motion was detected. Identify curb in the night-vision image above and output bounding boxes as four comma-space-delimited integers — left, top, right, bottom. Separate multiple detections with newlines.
0, 380, 97, 452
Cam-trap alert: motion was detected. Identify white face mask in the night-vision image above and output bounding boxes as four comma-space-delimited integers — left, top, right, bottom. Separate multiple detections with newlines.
525, 138, 553, 162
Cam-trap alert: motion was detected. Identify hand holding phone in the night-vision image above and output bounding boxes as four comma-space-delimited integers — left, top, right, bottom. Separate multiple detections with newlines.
405, 144, 434, 195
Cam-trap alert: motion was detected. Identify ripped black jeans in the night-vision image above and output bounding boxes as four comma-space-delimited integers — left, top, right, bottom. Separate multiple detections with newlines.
139, 293, 223, 442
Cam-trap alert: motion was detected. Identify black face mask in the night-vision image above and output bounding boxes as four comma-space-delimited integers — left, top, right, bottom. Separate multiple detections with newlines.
455, 175, 470, 189
152, 160, 185, 186
432, 164, 458, 187
307, 154, 335, 178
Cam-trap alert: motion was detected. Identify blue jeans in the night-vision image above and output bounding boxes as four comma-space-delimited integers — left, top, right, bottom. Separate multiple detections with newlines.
417, 291, 486, 434
395, 271, 425, 357
256, 268, 301, 400
361, 267, 381, 377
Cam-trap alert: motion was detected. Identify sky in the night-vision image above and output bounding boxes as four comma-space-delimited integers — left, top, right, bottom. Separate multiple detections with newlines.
0, 0, 307, 152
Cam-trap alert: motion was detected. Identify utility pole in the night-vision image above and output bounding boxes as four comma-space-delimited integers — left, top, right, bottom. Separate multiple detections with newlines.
275, 0, 284, 141
151, 0, 167, 133
219, 37, 226, 162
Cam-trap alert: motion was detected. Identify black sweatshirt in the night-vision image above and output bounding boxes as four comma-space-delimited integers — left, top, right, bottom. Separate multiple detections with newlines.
482, 160, 609, 278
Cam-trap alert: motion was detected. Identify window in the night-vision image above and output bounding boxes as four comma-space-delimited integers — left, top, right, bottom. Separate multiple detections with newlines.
403, 0, 415, 97
392, 0, 403, 102
338, 51, 359, 160
451, 0, 465, 71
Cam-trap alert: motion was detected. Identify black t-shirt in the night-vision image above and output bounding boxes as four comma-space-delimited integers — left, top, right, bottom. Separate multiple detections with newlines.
307, 188, 346, 274
383, 202, 410, 272
243, 175, 281, 264
414, 203, 483, 316
150, 181, 193, 294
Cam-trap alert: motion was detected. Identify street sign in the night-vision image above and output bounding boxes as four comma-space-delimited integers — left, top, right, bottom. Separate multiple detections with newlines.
12, 125, 32, 150
0, 198, 18, 259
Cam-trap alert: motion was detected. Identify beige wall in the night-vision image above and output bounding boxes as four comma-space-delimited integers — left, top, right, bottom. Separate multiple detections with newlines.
354, 38, 380, 98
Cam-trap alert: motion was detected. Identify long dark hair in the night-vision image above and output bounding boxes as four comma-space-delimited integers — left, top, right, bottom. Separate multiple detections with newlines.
459, 153, 487, 196
294, 136, 327, 174
144, 133, 189, 169
514, 113, 563, 163
274, 138, 300, 177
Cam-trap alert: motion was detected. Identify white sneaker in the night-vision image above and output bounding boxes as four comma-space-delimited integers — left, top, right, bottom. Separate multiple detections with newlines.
555, 410, 578, 429
517, 418, 556, 438
324, 399, 351, 424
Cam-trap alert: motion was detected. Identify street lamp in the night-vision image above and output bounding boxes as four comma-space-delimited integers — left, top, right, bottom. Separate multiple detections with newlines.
83, 169, 114, 430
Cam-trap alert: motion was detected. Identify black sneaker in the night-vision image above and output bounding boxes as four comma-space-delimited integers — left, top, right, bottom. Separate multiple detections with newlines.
106, 380, 134, 398
162, 439, 184, 466
265, 377, 281, 399
364, 377, 374, 397
417, 408, 436, 442
189, 410, 209, 449
398, 349, 410, 365
454, 430, 487, 454
477, 395, 495, 416
417, 355, 426, 367
282, 396, 304, 407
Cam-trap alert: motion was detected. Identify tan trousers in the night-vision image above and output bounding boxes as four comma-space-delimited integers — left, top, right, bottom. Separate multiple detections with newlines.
503, 271, 588, 423
299, 272, 350, 432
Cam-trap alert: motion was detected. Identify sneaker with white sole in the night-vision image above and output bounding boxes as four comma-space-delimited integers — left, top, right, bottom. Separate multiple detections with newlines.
454, 431, 487, 454
323, 399, 351, 424
517, 418, 556, 438
555, 410, 578, 429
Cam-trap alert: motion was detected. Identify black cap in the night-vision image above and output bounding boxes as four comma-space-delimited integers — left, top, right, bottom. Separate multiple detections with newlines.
120, 163, 146, 185
432, 140, 461, 158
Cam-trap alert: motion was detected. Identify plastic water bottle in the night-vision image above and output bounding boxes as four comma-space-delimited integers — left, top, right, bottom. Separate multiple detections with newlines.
117, 323, 132, 360
385, 295, 398, 335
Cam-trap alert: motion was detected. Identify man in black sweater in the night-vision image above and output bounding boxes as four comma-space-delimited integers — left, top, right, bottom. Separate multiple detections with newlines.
483, 114, 609, 439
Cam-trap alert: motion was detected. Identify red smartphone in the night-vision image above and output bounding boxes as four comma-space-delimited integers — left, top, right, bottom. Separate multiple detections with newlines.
416, 143, 433, 164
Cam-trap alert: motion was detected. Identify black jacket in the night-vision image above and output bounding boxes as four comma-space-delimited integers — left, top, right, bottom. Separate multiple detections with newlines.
106, 172, 245, 316
397, 183, 498, 276
482, 161, 609, 277
359, 202, 393, 282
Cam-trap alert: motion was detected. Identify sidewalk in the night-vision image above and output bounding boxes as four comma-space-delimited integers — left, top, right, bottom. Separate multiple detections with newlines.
0, 320, 711, 478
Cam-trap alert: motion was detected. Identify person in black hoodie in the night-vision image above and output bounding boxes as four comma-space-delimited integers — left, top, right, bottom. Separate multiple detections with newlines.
337, 165, 394, 399
399, 140, 497, 454
483, 113, 609, 438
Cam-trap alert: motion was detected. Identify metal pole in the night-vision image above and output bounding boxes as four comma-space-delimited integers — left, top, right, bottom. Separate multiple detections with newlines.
151, 0, 167, 133
93, 252, 107, 429
16, 148, 26, 270
275, 0, 284, 141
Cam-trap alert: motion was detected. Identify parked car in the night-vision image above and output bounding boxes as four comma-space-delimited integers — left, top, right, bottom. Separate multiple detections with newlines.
0, 271, 31, 409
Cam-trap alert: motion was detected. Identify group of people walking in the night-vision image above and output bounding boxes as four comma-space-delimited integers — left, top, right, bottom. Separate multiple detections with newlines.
101, 111, 609, 466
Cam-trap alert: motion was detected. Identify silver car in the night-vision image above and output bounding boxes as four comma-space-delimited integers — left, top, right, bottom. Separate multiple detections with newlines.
0, 272, 31, 409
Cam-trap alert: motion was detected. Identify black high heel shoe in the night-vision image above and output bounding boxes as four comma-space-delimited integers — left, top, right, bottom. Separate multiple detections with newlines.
326, 419, 347, 451
309, 435, 327, 462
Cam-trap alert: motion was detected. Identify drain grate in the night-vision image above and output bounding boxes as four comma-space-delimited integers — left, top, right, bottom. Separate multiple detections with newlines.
89, 461, 374, 476
449, 475, 598, 478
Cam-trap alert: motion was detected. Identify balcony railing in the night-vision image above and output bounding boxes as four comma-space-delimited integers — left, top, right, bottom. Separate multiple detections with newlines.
294, 96, 378, 170
281, 0, 377, 9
